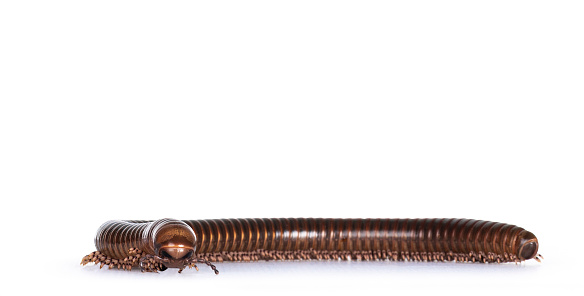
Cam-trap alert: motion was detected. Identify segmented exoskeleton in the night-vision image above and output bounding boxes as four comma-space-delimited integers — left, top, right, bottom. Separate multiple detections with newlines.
81, 218, 541, 273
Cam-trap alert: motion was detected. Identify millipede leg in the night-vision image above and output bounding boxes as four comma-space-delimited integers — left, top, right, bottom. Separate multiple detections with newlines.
139, 254, 166, 273
81, 249, 142, 271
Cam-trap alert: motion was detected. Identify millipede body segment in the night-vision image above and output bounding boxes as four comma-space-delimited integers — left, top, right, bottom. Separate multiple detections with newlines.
81, 218, 541, 273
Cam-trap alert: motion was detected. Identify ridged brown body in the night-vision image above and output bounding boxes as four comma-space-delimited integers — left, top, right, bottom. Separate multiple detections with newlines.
94, 218, 539, 263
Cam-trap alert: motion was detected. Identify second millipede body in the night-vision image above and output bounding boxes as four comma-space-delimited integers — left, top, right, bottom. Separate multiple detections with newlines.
81, 218, 541, 273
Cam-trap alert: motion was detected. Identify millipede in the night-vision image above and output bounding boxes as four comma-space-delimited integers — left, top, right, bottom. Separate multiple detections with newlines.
81, 218, 542, 274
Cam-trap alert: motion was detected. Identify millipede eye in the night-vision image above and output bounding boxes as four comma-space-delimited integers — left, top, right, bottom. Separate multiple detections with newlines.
184, 250, 194, 259
161, 250, 171, 259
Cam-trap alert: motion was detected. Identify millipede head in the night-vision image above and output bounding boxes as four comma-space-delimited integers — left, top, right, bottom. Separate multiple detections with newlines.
152, 220, 197, 269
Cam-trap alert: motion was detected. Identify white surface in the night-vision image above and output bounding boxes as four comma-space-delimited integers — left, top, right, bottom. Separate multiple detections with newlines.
1, 1, 582, 295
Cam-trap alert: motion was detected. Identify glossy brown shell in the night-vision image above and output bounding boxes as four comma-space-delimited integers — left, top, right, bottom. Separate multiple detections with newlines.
94, 218, 539, 263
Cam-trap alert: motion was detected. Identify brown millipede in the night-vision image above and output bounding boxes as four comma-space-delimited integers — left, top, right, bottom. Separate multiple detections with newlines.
81, 218, 542, 273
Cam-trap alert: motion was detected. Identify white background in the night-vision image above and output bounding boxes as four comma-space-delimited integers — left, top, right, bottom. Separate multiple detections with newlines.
1, 1, 582, 295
